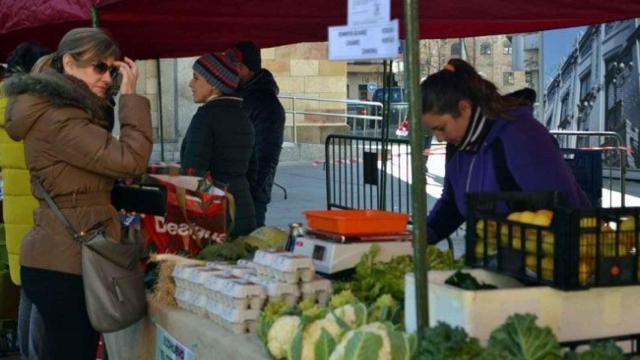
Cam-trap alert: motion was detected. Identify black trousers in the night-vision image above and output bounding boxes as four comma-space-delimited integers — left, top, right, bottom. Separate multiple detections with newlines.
21, 266, 100, 360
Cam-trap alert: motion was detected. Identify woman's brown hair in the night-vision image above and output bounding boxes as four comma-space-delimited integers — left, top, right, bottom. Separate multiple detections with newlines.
421, 58, 527, 119
36, 28, 120, 74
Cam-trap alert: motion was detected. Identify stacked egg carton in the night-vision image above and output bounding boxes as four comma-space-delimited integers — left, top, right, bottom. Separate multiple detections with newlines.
204, 272, 266, 334
251, 250, 333, 306
173, 264, 226, 314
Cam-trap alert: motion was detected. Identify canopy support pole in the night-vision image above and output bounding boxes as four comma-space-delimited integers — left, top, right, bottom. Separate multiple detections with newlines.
157, 59, 165, 162
404, 0, 429, 345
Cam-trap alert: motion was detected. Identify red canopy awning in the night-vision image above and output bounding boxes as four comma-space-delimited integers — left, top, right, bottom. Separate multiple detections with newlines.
0, 0, 638, 60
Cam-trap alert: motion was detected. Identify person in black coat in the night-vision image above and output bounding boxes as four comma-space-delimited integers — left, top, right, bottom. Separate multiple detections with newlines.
180, 52, 257, 237
228, 42, 286, 227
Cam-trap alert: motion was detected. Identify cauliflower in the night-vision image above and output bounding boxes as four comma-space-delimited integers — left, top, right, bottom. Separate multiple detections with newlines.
298, 299, 328, 320
326, 303, 367, 330
368, 294, 398, 323
267, 315, 301, 359
257, 300, 291, 342
329, 322, 409, 360
329, 290, 359, 309
296, 318, 344, 360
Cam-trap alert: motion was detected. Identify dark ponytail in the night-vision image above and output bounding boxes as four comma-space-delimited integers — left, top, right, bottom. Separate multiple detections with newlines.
421, 58, 526, 119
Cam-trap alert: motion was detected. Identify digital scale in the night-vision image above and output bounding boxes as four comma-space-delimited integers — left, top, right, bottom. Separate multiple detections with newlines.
292, 229, 413, 274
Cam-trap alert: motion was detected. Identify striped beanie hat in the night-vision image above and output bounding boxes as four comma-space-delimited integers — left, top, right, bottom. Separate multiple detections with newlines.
193, 52, 239, 94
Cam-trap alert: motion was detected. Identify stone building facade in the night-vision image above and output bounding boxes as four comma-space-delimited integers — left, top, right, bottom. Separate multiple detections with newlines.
544, 19, 640, 170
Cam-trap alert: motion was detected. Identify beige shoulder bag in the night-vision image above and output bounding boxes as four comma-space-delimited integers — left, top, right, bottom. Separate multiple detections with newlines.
36, 179, 147, 333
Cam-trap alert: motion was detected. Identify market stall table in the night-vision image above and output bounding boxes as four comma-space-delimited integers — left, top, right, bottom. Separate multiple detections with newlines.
140, 299, 269, 360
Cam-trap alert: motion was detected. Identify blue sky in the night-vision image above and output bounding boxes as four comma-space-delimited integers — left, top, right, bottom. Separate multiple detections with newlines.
543, 26, 587, 85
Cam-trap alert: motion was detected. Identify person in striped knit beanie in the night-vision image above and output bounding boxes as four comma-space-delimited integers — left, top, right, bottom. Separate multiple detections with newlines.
180, 52, 257, 236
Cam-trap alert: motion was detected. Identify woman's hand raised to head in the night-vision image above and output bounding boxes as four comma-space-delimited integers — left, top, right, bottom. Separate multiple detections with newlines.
113, 57, 139, 95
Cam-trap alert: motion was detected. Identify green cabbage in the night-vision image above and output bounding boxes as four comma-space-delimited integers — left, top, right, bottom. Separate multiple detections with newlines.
249, 226, 288, 249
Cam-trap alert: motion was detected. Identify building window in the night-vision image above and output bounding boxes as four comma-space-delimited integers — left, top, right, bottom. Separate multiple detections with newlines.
503, 72, 515, 85
605, 21, 617, 35
579, 71, 591, 100
451, 42, 461, 58
579, 37, 593, 57
503, 40, 512, 55
480, 42, 492, 55
525, 72, 533, 85
358, 84, 368, 101
560, 93, 570, 121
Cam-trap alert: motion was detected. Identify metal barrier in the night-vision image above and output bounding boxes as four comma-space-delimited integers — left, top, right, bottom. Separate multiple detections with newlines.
550, 130, 627, 207
325, 134, 412, 214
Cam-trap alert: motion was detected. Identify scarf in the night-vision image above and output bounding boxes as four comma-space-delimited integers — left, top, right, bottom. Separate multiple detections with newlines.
456, 105, 492, 152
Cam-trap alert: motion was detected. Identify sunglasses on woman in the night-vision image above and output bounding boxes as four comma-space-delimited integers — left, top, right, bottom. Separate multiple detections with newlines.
93, 61, 119, 79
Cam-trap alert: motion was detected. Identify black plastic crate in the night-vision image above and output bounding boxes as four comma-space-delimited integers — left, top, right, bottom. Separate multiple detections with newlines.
465, 192, 640, 290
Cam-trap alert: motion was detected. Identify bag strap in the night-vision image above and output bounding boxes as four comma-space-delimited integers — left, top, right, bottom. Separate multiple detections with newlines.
34, 179, 82, 242
490, 139, 521, 192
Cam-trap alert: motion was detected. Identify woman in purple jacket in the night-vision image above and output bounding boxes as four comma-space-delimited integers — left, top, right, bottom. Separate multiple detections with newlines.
422, 59, 590, 245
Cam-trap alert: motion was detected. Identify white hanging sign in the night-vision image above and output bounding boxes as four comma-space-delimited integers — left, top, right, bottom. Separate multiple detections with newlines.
328, 19, 400, 61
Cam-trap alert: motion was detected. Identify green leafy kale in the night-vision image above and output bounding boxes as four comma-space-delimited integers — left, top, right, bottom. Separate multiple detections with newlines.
485, 314, 562, 360
418, 322, 485, 360
445, 271, 498, 290
564, 341, 624, 360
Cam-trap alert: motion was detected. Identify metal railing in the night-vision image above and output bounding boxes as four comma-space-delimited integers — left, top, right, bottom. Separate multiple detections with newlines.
550, 130, 627, 207
278, 95, 383, 143
325, 134, 412, 214
278, 95, 412, 142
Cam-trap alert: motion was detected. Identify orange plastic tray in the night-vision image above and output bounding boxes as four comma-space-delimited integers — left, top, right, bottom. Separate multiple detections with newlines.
304, 210, 409, 236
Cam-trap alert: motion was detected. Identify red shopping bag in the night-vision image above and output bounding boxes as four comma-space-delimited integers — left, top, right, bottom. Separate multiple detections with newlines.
140, 171, 233, 257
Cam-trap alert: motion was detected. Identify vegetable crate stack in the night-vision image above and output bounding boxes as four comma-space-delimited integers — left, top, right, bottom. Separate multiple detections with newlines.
466, 192, 640, 290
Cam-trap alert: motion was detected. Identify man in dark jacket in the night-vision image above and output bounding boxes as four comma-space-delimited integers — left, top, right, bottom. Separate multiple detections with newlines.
228, 41, 286, 227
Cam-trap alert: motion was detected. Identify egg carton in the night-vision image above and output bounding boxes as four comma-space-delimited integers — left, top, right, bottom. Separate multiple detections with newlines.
172, 264, 205, 290
270, 254, 315, 284
300, 277, 333, 306
189, 268, 227, 295
253, 250, 283, 278
247, 275, 301, 306
225, 264, 257, 278
253, 251, 315, 283
237, 259, 257, 268
205, 261, 233, 270
203, 273, 238, 303
175, 287, 198, 313
217, 278, 266, 310
207, 301, 259, 334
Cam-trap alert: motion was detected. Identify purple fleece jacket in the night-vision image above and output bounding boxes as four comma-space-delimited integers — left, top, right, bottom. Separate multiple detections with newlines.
426, 106, 591, 244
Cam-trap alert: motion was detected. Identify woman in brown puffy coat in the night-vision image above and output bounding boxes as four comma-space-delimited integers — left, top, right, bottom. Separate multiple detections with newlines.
2, 28, 152, 359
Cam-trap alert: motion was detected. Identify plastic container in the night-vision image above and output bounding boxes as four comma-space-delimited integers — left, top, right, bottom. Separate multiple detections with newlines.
304, 210, 409, 236
466, 192, 640, 290
406, 270, 640, 344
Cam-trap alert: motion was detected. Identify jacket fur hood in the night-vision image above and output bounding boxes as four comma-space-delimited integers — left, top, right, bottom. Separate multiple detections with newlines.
2, 71, 109, 140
